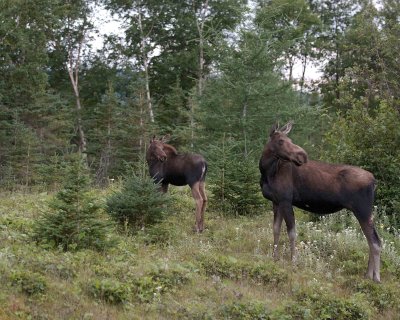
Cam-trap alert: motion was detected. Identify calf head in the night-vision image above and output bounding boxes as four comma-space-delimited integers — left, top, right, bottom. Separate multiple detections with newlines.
147, 136, 168, 162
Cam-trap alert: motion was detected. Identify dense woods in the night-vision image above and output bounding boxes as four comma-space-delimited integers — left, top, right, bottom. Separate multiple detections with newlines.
2, 0, 400, 219
0, 0, 400, 319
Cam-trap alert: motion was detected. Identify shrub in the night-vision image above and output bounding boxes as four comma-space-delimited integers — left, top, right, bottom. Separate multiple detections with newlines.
344, 279, 400, 312
10, 270, 47, 296
32, 156, 112, 251
274, 286, 371, 320
132, 265, 192, 302
199, 254, 288, 285
220, 301, 270, 320
106, 173, 170, 232
87, 278, 130, 304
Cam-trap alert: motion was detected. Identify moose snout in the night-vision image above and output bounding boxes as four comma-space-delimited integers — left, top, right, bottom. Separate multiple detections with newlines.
296, 151, 308, 166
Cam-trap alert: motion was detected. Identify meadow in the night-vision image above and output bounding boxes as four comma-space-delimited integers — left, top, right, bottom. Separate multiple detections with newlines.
0, 187, 399, 320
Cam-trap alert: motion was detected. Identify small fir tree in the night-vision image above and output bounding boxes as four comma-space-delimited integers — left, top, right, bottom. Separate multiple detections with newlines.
33, 156, 111, 251
208, 138, 266, 216
106, 170, 170, 233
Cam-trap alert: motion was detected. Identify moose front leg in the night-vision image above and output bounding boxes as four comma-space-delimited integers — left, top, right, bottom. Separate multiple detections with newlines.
283, 205, 297, 263
272, 203, 283, 260
160, 183, 169, 193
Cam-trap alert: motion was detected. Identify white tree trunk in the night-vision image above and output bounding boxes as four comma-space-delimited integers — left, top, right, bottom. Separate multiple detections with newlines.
138, 8, 154, 123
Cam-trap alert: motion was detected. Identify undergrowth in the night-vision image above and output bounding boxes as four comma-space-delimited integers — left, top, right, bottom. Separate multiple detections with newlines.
0, 189, 399, 319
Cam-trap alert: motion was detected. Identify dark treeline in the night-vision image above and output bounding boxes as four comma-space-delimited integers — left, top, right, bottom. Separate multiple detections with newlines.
1, 0, 400, 220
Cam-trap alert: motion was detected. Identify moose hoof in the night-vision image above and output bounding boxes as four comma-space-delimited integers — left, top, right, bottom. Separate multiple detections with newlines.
193, 226, 204, 233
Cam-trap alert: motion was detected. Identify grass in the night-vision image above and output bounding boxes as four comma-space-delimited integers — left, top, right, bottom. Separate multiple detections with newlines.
0, 188, 399, 319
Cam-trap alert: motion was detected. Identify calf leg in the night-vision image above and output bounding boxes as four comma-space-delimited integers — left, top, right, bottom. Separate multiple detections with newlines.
357, 215, 381, 283
191, 182, 205, 232
198, 181, 207, 229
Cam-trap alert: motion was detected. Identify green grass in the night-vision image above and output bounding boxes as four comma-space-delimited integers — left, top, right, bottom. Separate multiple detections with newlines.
0, 188, 399, 319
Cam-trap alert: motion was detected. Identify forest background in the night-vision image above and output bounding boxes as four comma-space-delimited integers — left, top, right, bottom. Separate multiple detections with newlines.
2, 0, 400, 214
1, 0, 400, 217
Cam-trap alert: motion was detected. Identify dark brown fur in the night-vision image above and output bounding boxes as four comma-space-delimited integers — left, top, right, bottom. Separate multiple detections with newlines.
259, 122, 381, 282
146, 136, 207, 232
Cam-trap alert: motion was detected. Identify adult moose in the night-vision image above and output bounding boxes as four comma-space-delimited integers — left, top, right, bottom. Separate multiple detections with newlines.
146, 136, 207, 232
259, 122, 381, 282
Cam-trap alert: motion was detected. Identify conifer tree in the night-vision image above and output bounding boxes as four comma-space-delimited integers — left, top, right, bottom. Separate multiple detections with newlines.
106, 161, 171, 232
33, 156, 112, 251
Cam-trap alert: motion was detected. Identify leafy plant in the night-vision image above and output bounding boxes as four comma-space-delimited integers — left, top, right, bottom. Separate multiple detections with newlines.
275, 285, 371, 320
200, 254, 288, 285
10, 270, 47, 296
220, 301, 270, 320
87, 278, 130, 304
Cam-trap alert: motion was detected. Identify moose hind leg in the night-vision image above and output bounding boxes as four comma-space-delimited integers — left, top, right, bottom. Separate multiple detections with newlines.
199, 181, 207, 228
191, 182, 204, 233
282, 204, 297, 263
357, 215, 382, 282
272, 203, 283, 259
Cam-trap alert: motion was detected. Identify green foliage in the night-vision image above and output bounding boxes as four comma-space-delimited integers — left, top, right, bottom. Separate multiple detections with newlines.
277, 286, 371, 320
322, 102, 400, 225
2, 191, 400, 318
344, 279, 400, 313
207, 139, 266, 216
132, 265, 192, 303
32, 157, 112, 251
87, 278, 130, 304
199, 254, 288, 285
220, 301, 270, 320
10, 270, 47, 296
87, 264, 192, 304
106, 172, 171, 232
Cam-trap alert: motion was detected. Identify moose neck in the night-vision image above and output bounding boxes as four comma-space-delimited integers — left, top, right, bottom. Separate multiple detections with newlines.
262, 148, 289, 179
163, 144, 178, 158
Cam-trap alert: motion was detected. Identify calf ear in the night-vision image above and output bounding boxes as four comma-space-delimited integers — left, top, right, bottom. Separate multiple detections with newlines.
150, 135, 156, 143
269, 123, 279, 137
280, 121, 293, 135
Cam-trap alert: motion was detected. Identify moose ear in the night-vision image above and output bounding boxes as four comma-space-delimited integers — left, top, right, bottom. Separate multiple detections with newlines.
150, 135, 156, 143
269, 122, 279, 137
280, 121, 293, 135
161, 134, 170, 143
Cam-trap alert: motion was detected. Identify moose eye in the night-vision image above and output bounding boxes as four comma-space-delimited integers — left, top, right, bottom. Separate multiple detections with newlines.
278, 140, 284, 146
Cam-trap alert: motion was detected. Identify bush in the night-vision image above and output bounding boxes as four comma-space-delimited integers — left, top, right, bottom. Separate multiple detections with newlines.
10, 270, 47, 296
87, 278, 130, 304
343, 279, 400, 312
106, 173, 170, 232
32, 156, 112, 251
199, 254, 288, 285
86, 264, 192, 304
220, 301, 270, 320
132, 265, 192, 302
274, 286, 371, 320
